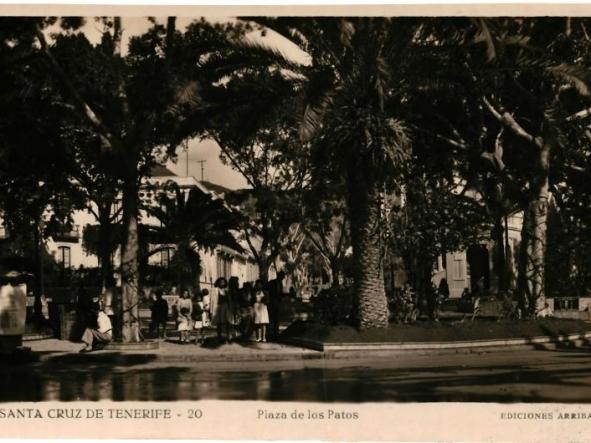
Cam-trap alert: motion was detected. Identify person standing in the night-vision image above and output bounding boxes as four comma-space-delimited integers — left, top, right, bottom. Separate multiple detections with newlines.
192, 292, 206, 344
228, 277, 241, 336
151, 290, 169, 339
201, 288, 211, 328
266, 271, 286, 341
208, 284, 218, 326
214, 277, 233, 343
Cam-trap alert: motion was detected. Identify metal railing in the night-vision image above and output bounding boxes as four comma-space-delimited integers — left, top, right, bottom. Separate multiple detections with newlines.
554, 297, 579, 311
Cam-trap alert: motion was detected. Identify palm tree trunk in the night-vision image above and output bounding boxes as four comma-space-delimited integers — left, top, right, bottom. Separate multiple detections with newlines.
120, 167, 141, 342
348, 166, 389, 329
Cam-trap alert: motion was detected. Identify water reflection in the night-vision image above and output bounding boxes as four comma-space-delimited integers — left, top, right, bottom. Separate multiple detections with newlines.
0, 365, 347, 402
3, 359, 591, 402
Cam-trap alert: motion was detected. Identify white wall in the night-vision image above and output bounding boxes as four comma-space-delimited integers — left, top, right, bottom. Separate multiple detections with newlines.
431, 210, 524, 297
46, 208, 99, 269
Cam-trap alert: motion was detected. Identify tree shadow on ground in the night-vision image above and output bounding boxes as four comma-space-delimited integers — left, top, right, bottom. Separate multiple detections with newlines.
523, 323, 591, 352
283, 362, 591, 403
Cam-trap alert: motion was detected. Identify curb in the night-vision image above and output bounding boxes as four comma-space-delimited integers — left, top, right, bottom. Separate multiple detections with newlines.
105, 340, 160, 351
35, 349, 323, 364
282, 331, 591, 353
23, 334, 54, 341
152, 352, 323, 363
26, 331, 591, 365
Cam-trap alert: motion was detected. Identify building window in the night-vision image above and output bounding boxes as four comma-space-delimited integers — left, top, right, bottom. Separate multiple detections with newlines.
57, 246, 71, 269
216, 253, 232, 279
453, 259, 463, 280
161, 248, 173, 268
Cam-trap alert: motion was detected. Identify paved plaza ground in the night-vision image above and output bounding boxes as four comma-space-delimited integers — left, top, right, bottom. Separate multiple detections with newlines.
27, 336, 318, 362
2, 338, 591, 402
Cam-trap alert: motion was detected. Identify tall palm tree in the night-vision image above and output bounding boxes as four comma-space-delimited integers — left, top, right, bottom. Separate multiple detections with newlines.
190, 18, 420, 328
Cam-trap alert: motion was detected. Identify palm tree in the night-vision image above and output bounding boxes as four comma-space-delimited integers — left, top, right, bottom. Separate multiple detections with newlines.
191, 18, 421, 328
145, 181, 243, 290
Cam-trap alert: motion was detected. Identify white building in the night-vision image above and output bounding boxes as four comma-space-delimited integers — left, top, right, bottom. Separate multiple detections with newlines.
143, 169, 259, 293
1, 166, 259, 293
431, 211, 524, 298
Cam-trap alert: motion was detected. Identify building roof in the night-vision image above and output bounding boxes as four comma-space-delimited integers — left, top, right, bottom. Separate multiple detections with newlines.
149, 165, 177, 177
199, 180, 232, 195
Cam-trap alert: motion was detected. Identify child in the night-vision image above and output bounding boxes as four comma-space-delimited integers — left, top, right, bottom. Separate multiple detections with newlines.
177, 307, 191, 344
192, 294, 206, 345
253, 288, 269, 343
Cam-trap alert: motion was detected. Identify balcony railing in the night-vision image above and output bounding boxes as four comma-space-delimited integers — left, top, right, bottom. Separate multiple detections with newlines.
52, 226, 80, 242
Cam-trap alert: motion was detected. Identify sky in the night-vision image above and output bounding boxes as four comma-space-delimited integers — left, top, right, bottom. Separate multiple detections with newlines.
51, 16, 308, 190
165, 137, 249, 189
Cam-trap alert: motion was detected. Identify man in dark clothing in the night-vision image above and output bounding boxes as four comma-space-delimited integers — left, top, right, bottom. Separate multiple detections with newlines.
151, 290, 169, 339
266, 271, 286, 341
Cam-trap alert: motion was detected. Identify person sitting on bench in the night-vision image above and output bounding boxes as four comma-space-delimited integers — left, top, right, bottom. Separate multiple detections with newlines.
80, 302, 112, 353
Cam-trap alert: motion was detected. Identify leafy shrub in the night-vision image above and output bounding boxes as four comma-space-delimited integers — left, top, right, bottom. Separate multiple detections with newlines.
312, 285, 354, 325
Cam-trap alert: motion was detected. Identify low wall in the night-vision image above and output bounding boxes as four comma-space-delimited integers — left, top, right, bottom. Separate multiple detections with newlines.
548, 297, 591, 313
551, 310, 591, 321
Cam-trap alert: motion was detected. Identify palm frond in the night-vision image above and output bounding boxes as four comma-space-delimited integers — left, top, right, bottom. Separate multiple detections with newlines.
167, 80, 202, 118
383, 117, 411, 165
472, 18, 497, 62
547, 63, 591, 96
200, 36, 306, 83
237, 17, 310, 54
300, 90, 335, 142
339, 19, 355, 48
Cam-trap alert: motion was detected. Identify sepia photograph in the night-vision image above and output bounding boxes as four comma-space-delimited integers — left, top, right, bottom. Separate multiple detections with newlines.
1, 9, 591, 422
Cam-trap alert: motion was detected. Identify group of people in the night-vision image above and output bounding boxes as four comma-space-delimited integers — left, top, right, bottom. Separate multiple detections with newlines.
149, 271, 288, 345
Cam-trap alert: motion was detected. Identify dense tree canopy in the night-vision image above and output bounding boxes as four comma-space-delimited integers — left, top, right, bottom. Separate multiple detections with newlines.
1, 16, 591, 333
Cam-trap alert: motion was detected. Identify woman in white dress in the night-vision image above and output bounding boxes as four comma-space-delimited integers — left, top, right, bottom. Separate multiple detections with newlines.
176, 290, 193, 343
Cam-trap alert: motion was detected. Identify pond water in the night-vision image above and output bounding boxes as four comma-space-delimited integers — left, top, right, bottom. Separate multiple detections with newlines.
2, 348, 591, 403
